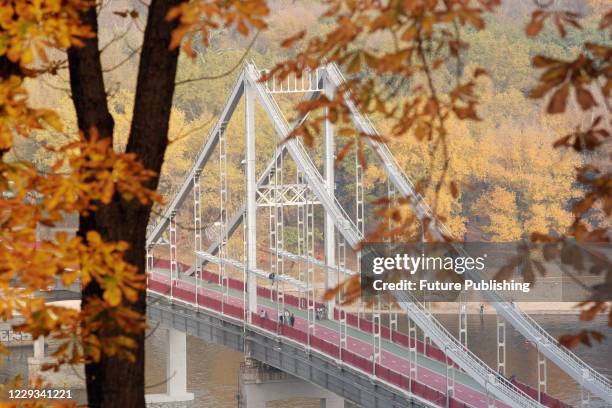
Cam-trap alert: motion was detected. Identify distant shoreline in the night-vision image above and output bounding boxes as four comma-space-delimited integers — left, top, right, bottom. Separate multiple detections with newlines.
338, 301, 601, 316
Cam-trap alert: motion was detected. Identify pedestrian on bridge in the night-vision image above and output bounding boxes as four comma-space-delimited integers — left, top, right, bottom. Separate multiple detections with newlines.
289, 313, 295, 327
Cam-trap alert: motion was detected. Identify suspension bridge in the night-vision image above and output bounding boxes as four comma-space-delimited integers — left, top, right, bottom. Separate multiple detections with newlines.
143, 62, 612, 408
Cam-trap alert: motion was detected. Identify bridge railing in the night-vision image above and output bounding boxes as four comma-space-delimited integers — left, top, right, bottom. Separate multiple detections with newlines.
150, 265, 574, 407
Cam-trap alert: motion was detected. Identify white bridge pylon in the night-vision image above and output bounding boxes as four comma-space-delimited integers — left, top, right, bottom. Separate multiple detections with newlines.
146, 62, 612, 407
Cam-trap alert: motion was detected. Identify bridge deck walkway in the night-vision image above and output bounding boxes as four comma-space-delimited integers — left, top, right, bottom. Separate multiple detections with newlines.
149, 268, 509, 408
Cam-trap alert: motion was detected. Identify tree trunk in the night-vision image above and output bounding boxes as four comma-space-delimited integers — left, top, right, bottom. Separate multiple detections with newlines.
0, 56, 24, 157
67, 0, 184, 406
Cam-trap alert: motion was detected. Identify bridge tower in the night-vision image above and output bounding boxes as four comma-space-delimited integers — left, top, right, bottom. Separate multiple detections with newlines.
323, 73, 336, 320
245, 80, 258, 320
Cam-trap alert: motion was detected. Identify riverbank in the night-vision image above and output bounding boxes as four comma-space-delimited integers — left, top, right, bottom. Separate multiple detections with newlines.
334, 301, 588, 315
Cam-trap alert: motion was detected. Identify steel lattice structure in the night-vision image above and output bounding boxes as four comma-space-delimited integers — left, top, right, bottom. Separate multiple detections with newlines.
145, 62, 612, 408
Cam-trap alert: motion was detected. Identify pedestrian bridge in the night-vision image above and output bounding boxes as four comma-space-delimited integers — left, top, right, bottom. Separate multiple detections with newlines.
145, 61, 611, 408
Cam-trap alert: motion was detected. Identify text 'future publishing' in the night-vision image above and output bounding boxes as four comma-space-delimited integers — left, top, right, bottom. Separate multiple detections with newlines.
371, 279, 532, 293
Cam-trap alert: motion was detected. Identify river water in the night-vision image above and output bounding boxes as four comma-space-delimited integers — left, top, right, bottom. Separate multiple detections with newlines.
1, 314, 610, 407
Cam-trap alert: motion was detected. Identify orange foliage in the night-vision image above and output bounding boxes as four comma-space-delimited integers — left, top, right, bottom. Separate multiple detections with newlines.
0, 0, 161, 390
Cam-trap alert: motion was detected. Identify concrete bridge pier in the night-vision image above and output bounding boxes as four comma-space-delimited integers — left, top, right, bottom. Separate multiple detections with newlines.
146, 327, 194, 405
27, 335, 52, 384
238, 361, 344, 408
28, 335, 84, 388
28, 335, 49, 384
33, 335, 45, 359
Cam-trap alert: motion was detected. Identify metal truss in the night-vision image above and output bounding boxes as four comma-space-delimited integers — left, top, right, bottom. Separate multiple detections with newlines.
147, 73, 246, 247
194, 148, 285, 274
245, 64, 362, 249
257, 183, 319, 207
183, 84, 325, 277
323, 74, 337, 319
151, 62, 544, 408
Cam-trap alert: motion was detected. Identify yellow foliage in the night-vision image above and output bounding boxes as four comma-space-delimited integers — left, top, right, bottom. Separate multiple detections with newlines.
0, 76, 62, 151
33, 132, 161, 214
0, 148, 155, 364
0, 0, 93, 66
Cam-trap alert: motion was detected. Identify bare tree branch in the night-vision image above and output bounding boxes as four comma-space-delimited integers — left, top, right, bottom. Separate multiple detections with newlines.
175, 31, 260, 86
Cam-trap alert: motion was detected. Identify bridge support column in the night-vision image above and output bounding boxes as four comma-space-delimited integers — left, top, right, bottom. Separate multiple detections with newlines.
146, 327, 194, 404
239, 362, 343, 408
245, 80, 258, 321
28, 335, 48, 384
33, 335, 45, 359
28, 335, 84, 388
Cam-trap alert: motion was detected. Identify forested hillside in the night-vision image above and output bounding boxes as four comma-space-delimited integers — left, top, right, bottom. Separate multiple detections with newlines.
12, 0, 607, 243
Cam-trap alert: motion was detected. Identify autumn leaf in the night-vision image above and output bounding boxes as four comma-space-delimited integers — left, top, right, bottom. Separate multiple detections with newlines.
526, 12, 545, 37
104, 285, 122, 307
575, 88, 597, 111
547, 82, 569, 114
281, 30, 305, 48
450, 181, 459, 199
